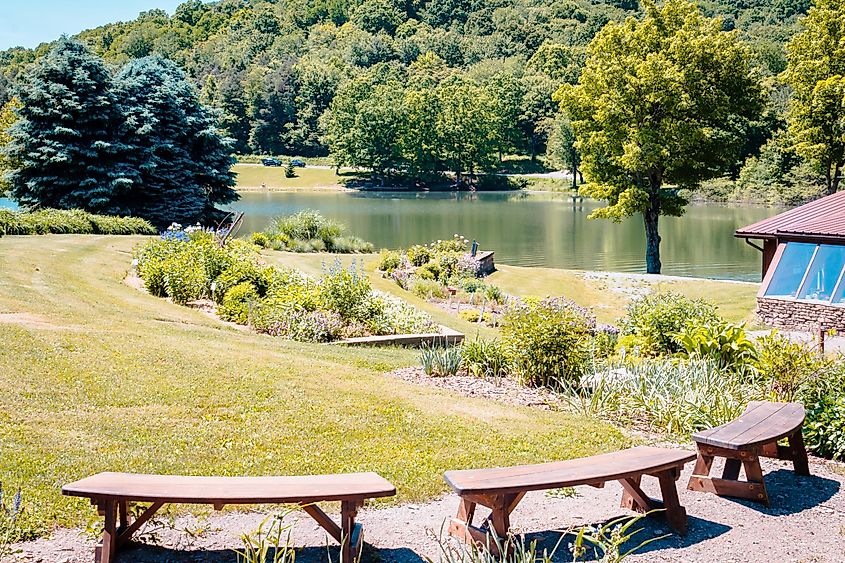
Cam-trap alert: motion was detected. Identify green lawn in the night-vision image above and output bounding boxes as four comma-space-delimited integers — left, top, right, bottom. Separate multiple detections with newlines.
487, 264, 759, 325
234, 164, 345, 189
0, 236, 625, 538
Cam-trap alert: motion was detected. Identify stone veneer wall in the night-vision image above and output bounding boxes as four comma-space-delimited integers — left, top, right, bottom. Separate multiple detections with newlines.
757, 297, 845, 331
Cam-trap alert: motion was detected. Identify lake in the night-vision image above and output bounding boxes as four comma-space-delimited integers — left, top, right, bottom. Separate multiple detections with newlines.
1, 191, 780, 281
229, 191, 778, 281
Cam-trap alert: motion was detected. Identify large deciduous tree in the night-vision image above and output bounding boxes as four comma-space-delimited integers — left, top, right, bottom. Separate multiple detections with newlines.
558, 0, 764, 274
115, 56, 237, 227
782, 0, 845, 196
6, 38, 131, 212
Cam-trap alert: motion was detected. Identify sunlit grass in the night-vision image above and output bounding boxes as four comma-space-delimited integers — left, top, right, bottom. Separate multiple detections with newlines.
0, 235, 625, 537
234, 165, 345, 190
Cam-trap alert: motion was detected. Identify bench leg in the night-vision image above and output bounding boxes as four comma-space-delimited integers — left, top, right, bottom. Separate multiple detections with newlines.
657, 470, 687, 535
687, 445, 769, 505
448, 493, 523, 556
95, 501, 117, 563
340, 500, 363, 563
788, 431, 811, 476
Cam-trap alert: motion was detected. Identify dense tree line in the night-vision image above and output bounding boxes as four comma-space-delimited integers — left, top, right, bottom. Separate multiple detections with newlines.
0, 0, 810, 165
3, 39, 236, 227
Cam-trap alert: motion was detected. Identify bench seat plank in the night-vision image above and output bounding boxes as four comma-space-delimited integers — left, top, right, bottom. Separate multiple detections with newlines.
445, 446, 695, 495
692, 401, 804, 450
62, 471, 396, 504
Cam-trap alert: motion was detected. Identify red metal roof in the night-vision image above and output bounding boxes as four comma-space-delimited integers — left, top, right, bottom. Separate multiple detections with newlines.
735, 191, 845, 240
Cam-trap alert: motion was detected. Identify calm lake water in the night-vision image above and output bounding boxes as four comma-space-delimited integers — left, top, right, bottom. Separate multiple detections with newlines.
229, 191, 778, 281
0, 191, 780, 281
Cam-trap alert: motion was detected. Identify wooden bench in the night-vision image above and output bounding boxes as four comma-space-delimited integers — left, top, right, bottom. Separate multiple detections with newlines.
62, 471, 396, 563
687, 401, 809, 505
444, 446, 696, 552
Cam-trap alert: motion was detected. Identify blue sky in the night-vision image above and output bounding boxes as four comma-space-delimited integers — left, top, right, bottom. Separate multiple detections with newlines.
0, 1, 185, 50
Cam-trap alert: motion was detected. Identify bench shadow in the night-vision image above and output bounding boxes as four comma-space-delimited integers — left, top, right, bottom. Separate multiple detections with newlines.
113, 542, 428, 563
516, 514, 731, 561
722, 468, 840, 515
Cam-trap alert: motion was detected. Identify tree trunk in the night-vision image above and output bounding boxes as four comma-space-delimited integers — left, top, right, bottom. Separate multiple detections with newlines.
832, 162, 843, 195
644, 180, 662, 275
571, 164, 578, 191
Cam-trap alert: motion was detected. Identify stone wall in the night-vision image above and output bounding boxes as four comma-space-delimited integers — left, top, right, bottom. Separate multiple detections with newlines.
757, 297, 845, 331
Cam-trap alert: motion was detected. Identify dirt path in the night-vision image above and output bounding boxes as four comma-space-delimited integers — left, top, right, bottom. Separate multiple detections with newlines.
10, 457, 844, 563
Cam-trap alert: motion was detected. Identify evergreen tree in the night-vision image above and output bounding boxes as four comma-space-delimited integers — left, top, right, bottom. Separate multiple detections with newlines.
6, 38, 131, 212
115, 56, 237, 227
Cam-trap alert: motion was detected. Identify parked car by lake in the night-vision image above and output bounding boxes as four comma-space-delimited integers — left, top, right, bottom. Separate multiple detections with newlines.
261, 158, 282, 166
290, 158, 306, 167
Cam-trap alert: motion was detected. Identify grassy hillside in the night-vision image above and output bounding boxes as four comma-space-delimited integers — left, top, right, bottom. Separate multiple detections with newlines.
0, 235, 625, 537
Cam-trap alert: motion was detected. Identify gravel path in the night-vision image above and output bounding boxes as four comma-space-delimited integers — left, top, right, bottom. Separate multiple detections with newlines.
9, 457, 845, 563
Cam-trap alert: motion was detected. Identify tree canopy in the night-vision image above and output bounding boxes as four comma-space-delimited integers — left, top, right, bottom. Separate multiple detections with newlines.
782, 0, 845, 195
4, 39, 236, 226
558, 0, 765, 274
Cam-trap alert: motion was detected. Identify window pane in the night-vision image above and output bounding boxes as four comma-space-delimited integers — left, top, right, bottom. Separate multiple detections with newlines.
764, 243, 816, 298
798, 245, 845, 302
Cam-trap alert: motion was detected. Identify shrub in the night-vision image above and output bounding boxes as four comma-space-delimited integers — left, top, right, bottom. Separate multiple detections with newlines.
212, 259, 273, 304
411, 278, 448, 299
406, 244, 431, 266
219, 282, 259, 324
462, 338, 510, 378
802, 367, 845, 461
420, 344, 462, 377
620, 293, 720, 356
262, 210, 372, 253
417, 261, 440, 280
755, 331, 827, 401
458, 309, 493, 324
318, 260, 371, 321
502, 297, 595, 388
163, 258, 207, 304
368, 291, 438, 335
378, 249, 402, 273
676, 321, 757, 372
251, 232, 270, 248
455, 255, 482, 278
435, 252, 461, 281
0, 208, 155, 236
483, 285, 504, 304
431, 234, 467, 254
460, 278, 487, 293
252, 300, 344, 342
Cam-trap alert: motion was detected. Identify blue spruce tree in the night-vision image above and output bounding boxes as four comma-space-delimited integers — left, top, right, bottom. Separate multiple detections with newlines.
6, 38, 132, 212
115, 56, 238, 227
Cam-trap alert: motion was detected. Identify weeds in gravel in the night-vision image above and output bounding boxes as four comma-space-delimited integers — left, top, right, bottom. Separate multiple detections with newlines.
0, 484, 22, 558
236, 509, 297, 563
428, 513, 661, 563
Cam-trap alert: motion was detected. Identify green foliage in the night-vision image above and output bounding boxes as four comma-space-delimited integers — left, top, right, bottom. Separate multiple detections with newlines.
411, 278, 448, 299
620, 293, 720, 356
676, 321, 757, 372
571, 359, 760, 435
219, 282, 259, 324
318, 260, 371, 322
378, 249, 403, 273
755, 331, 827, 402
0, 97, 21, 194
782, 0, 845, 195
136, 235, 435, 343
251, 232, 270, 248
802, 367, 845, 461
0, 209, 155, 236
558, 0, 765, 273
6, 41, 236, 226
419, 344, 462, 377
502, 297, 595, 388
570, 513, 668, 562
263, 210, 373, 253
406, 244, 431, 267
461, 338, 511, 378
236, 510, 296, 563
0, 484, 23, 555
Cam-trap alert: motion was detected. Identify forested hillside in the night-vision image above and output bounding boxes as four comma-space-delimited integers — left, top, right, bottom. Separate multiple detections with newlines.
0, 0, 808, 160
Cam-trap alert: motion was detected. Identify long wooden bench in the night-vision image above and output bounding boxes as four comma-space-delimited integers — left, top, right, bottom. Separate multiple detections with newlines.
444, 446, 696, 552
687, 401, 809, 505
62, 471, 396, 563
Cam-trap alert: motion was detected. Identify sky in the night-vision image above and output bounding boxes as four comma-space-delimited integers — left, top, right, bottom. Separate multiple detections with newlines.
0, 1, 185, 50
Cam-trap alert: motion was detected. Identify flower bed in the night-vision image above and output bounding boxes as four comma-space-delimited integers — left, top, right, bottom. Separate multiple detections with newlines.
134, 226, 436, 342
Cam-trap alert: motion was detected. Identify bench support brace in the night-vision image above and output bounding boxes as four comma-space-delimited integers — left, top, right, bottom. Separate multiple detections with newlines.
448, 471, 688, 556
91, 499, 365, 563
687, 431, 809, 506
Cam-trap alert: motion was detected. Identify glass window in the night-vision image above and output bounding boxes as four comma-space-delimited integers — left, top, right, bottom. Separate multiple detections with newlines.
764, 243, 817, 298
798, 245, 845, 302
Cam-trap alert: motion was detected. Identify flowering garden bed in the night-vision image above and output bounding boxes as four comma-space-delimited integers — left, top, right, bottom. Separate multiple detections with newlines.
133, 225, 440, 343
